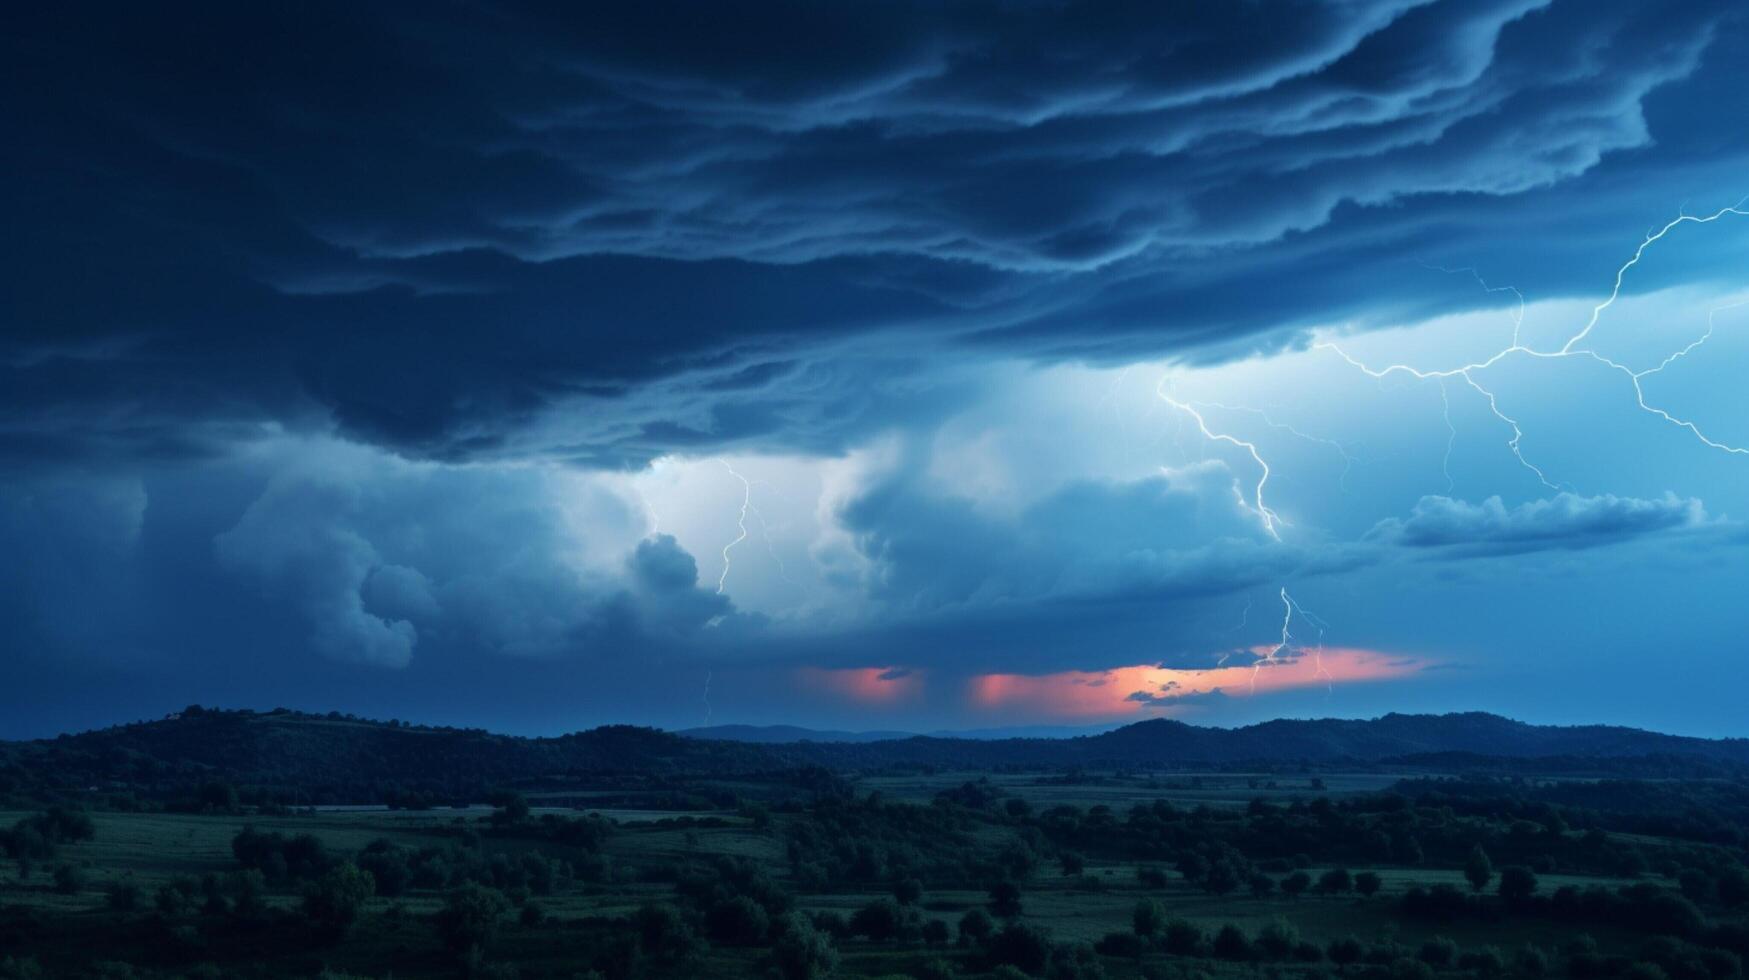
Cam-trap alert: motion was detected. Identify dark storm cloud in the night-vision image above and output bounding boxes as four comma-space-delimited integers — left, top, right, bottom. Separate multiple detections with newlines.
6, 1, 1746, 464
1367, 491, 1711, 557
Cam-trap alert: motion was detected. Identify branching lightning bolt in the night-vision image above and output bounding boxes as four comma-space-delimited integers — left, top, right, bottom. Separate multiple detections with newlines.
1317, 203, 1749, 480
1248, 588, 1330, 695
714, 458, 799, 595
1183, 399, 1360, 491
715, 459, 753, 595
1156, 378, 1286, 540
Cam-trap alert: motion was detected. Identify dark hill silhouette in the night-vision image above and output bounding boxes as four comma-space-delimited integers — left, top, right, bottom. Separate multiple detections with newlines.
5, 707, 1747, 803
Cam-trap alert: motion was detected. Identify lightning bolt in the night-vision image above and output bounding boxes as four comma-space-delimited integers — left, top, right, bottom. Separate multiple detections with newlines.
1156, 377, 1286, 540
714, 458, 799, 595
716, 459, 753, 595
1182, 399, 1360, 491
1247, 588, 1330, 695
1317, 203, 1749, 479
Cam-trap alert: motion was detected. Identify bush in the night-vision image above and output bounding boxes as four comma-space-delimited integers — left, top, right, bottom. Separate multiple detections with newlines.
1318, 868, 1353, 894
1133, 899, 1165, 938
106, 881, 141, 912
52, 864, 85, 894
1355, 871, 1382, 898
959, 907, 995, 944
988, 880, 1024, 919
1136, 865, 1169, 888
437, 883, 509, 959
1498, 866, 1538, 903
922, 918, 951, 945
851, 898, 905, 941
1417, 937, 1457, 966
1213, 924, 1251, 961
1282, 871, 1311, 898
1162, 918, 1203, 956
1257, 918, 1298, 959
1457, 946, 1504, 975
893, 877, 924, 905
772, 913, 838, 980
302, 863, 375, 940
1047, 941, 1105, 980
987, 923, 1053, 975
1097, 931, 1147, 957
1388, 956, 1434, 980
634, 902, 702, 962
1328, 936, 1365, 968
708, 895, 771, 946
1465, 846, 1494, 893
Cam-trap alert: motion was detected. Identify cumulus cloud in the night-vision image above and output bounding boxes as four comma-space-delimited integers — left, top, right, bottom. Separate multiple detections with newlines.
1368, 492, 1710, 556
836, 452, 1288, 612
211, 443, 734, 667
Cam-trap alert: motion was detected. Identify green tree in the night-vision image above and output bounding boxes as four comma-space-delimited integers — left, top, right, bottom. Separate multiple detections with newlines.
959, 907, 995, 944
437, 883, 508, 960
1498, 865, 1537, 903
1132, 898, 1165, 939
1355, 871, 1382, 899
892, 877, 923, 905
303, 862, 375, 940
988, 880, 1024, 919
1464, 846, 1494, 894
773, 913, 838, 980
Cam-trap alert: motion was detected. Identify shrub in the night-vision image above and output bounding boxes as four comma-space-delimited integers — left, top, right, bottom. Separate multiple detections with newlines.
302, 863, 375, 940
52, 864, 85, 895
959, 907, 995, 944
772, 913, 838, 980
1417, 937, 1456, 966
1256, 918, 1298, 959
1465, 846, 1494, 893
1097, 931, 1147, 957
989, 880, 1024, 919
1354, 871, 1382, 898
437, 883, 509, 959
1328, 936, 1365, 968
1213, 924, 1251, 961
1133, 899, 1165, 938
1498, 866, 1538, 903
987, 923, 1053, 975
1162, 918, 1203, 956
708, 895, 771, 946
851, 898, 904, 942
1318, 868, 1353, 894
106, 881, 141, 912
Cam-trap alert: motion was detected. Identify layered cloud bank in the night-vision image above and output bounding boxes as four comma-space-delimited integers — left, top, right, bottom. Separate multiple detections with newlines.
5, 1, 1749, 736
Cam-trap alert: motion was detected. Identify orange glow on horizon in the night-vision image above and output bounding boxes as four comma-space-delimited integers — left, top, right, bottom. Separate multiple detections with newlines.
967, 647, 1423, 720
796, 665, 924, 703
796, 648, 1425, 720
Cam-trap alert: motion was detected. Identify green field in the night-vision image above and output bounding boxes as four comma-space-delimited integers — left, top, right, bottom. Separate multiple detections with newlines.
2, 769, 1745, 979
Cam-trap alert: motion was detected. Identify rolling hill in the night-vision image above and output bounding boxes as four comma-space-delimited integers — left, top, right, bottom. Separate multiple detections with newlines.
5, 707, 1747, 805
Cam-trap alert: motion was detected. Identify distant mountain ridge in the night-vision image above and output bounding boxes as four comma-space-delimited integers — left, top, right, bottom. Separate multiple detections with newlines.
678, 723, 1121, 743
5, 709, 1747, 803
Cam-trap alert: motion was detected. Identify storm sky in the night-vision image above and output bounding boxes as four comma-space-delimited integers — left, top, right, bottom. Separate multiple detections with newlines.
6, 0, 1749, 738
